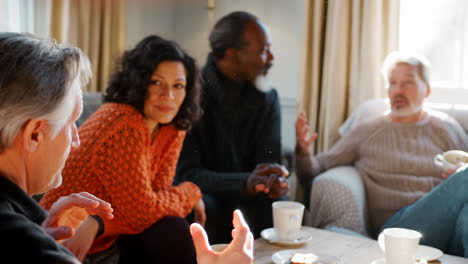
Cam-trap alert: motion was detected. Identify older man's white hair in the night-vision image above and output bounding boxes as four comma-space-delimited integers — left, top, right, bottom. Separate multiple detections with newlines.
381, 51, 431, 87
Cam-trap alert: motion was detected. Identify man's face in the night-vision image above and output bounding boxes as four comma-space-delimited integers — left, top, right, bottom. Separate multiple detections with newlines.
30, 87, 82, 194
387, 63, 429, 117
236, 21, 274, 85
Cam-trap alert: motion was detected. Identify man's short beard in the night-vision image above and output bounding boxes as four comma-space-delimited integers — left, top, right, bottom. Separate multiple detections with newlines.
254, 74, 272, 92
390, 104, 423, 117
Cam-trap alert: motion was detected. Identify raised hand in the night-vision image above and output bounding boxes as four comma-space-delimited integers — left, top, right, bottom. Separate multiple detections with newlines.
190, 210, 253, 264
295, 112, 318, 155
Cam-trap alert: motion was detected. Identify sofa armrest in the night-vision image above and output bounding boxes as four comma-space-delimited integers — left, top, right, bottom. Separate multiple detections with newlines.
305, 166, 369, 236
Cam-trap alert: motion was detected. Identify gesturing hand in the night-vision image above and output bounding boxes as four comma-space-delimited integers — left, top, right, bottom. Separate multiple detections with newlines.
190, 210, 253, 264
42, 192, 113, 241
246, 163, 289, 196
295, 112, 318, 155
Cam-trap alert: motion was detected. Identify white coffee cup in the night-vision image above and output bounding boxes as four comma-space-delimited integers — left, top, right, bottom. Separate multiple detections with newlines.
434, 150, 468, 171
378, 228, 422, 264
272, 201, 304, 241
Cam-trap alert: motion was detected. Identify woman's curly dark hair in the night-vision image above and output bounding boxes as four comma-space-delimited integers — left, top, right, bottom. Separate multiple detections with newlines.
104, 35, 202, 130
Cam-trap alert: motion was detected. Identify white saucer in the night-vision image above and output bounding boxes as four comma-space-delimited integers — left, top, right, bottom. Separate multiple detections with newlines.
416, 245, 443, 261
370, 258, 427, 264
272, 249, 342, 264
261, 227, 313, 246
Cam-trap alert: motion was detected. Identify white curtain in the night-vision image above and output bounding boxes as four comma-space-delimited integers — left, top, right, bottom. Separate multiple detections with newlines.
299, 0, 400, 152
50, 0, 126, 92
0, 0, 35, 32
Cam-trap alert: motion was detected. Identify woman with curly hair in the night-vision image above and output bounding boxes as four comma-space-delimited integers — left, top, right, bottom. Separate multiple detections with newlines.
40, 35, 204, 264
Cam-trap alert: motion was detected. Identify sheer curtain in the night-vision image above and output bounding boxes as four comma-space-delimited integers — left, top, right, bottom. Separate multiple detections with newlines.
299, 0, 399, 152
0, 0, 125, 92
50, 0, 126, 92
0, 0, 35, 32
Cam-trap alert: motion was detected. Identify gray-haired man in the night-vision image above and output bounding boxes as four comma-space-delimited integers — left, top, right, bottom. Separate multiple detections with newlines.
296, 51, 468, 257
0, 32, 114, 263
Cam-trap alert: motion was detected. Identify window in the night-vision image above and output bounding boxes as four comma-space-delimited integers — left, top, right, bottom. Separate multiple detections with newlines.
400, 0, 468, 104
0, 0, 35, 32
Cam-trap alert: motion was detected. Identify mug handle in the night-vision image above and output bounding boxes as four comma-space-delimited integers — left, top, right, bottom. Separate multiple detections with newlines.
434, 154, 444, 168
377, 232, 385, 253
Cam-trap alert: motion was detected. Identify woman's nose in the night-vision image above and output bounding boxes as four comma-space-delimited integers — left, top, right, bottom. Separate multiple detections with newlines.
160, 85, 174, 99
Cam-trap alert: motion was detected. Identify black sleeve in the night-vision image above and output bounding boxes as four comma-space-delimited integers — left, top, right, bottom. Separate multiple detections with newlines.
0, 203, 79, 264
176, 129, 250, 198
176, 90, 283, 198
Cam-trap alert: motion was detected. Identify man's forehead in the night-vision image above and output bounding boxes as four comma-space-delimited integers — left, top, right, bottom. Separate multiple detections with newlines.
244, 21, 270, 44
391, 63, 419, 75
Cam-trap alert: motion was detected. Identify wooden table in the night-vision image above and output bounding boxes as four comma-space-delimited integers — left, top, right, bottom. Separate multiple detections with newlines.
253, 227, 468, 264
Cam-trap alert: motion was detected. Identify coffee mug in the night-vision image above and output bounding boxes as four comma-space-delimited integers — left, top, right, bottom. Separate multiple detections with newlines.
378, 228, 422, 264
272, 201, 304, 241
434, 150, 468, 170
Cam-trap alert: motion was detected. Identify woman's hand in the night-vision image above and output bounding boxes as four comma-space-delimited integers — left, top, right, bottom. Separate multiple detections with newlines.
42, 192, 113, 241
194, 199, 206, 227
190, 210, 253, 264
295, 112, 318, 156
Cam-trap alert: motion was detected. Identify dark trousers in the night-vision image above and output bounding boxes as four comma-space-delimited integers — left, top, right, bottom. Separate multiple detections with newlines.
117, 216, 196, 264
203, 193, 287, 244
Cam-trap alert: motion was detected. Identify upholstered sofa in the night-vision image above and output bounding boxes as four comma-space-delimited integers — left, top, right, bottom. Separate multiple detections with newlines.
304, 99, 468, 237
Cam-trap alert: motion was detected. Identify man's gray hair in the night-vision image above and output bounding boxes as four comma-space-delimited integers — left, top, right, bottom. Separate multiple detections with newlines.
0, 32, 92, 153
381, 51, 431, 87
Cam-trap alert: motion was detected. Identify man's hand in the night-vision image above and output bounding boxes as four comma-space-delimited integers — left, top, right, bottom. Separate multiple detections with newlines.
295, 112, 318, 155
190, 210, 253, 264
42, 192, 113, 241
265, 175, 288, 199
61, 217, 99, 261
194, 199, 207, 227
442, 164, 464, 179
246, 163, 288, 196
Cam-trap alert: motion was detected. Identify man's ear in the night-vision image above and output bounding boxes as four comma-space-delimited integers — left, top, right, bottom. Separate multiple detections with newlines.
22, 119, 47, 152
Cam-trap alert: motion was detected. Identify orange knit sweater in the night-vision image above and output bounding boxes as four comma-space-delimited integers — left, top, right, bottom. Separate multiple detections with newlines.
40, 103, 201, 253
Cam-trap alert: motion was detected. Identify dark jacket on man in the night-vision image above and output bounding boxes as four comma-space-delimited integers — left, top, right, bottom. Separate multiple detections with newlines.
0, 175, 78, 264
176, 53, 282, 243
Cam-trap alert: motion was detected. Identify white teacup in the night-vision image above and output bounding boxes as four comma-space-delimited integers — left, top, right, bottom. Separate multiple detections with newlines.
378, 228, 422, 264
434, 150, 468, 170
272, 201, 304, 241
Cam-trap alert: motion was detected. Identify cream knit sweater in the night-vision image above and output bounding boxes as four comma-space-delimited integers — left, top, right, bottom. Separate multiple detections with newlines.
296, 109, 468, 231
